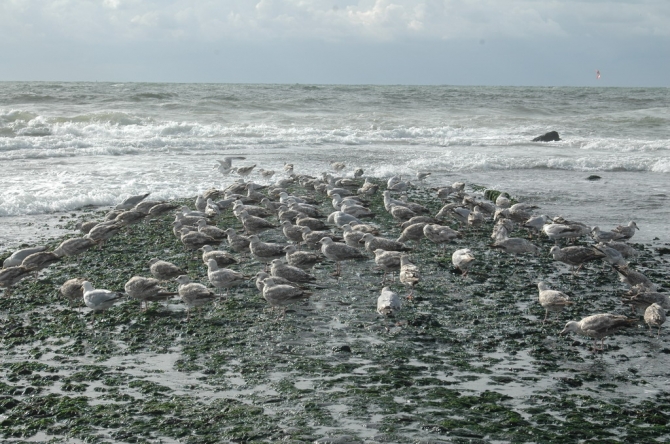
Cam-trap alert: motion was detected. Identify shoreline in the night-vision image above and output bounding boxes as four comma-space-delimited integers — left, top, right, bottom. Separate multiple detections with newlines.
1, 180, 670, 442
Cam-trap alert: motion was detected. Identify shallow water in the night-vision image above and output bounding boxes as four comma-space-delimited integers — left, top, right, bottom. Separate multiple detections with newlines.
1, 83, 669, 251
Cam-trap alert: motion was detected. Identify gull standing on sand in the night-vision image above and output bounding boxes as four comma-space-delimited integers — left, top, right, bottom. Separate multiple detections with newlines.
644, 303, 666, 338
591, 226, 625, 243
537, 282, 574, 324
261, 277, 312, 316
270, 259, 316, 283
423, 224, 460, 247
283, 245, 321, 269
542, 224, 585, 244
452, 249, 475, 276
342, 224, 366, 247
377, 287, 401, 316
373, 249, 402, 283
53, 237, 98, 257
396, 222, 427, 244
180, 228, 218, 251
82, 281, 124, 321
612, 265, 657, 291
549, 246, 605, 272
255, 271, 301, 292
197, 219, 226, 241
223, 228, 251, 253
0, 266, 33, 296
560, 314, 636, 352
148, 258, 185, 281
21, 251, 60, 272
60, 278, 86, 307
359, 233, 411, 253
612, 221, 639, 240
399, 255, 420, 298
200, 245, 238, 268
2, 246, 47, 268
124, 276, 177, 311
621, 289, 670, 314
248, 235, 287, 265
490, 237, 541, 256
175, 275, 217, 319
319, 237, 368, 276
239, 210, 277, 234
206, 259, 247, 296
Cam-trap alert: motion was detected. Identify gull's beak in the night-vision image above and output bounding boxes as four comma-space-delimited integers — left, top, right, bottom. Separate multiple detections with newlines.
559, 328, 568, 335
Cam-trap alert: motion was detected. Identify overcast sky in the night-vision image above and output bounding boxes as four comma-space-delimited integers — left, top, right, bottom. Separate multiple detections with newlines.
1, 0, 668, 86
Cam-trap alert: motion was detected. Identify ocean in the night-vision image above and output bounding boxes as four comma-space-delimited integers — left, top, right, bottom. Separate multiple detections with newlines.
1, 82, 668, 251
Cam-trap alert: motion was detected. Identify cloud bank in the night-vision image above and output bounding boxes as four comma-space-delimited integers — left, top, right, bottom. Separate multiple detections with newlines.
1, 1, 668, 85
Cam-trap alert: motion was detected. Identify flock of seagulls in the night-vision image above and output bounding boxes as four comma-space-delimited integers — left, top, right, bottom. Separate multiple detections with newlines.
0, 156, 666, 353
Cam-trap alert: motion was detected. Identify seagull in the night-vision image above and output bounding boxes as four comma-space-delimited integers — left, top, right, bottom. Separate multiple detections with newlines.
2, 246, 48, 268
248, 235, 287, 266
591, 226, 625, 243
270, 259, 317, 283
148, 258, 185, 281
416, 171, 431, 182
612, 221, 639, 240
542, 224, 585, 244
330, 161, 346, 172
124, 276, 177, 311
319, 237, 368, 277
0, 266, 32, 296
60, 278, 86, 307
283, 245, 321, 269
233, 164, 257, 177
21, 251, 60, 272
115, 193, 151, 210
180, 228, 218, 251
373, 249, 402, 284
255, 272, 300, 293
359, 233, 411, 253
342, 224, 366, 247
399, 255, 420, 298
82, 281, 124, 322
358, 178, 379, 196
396, 222, 427, 244
537, 282, 574, 324
261, 277, 312, 317
175, 275, 217, 320
612, 265, 657, 291
206, 259, 247, 296
423, 224, 460, 247
197, 219, 227, 241
239, 210, 276, 234
216, 156, 247, 175
452, 249, 475, 276
200, 245, 238, 268
644, 303, 666, 338
560, 314, 636, 352
621, 290, 670, 314
490, 237, 541, 256
223, 228, 251, 253
550, 246, 605, 272
377, 287, 401, 316
53, 237, 98, 257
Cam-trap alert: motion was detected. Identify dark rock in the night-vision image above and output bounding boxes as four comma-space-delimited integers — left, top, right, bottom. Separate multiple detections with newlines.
332, 345, 352, 353
655, 247, 670, 255
532, 131, 561, 142
586, 175, 601, 181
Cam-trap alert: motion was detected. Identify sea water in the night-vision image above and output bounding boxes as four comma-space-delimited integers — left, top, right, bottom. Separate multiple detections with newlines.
1, 82, 668, 251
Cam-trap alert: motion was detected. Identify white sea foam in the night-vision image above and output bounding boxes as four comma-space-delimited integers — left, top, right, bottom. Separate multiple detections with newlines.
0, 83, 668, 248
